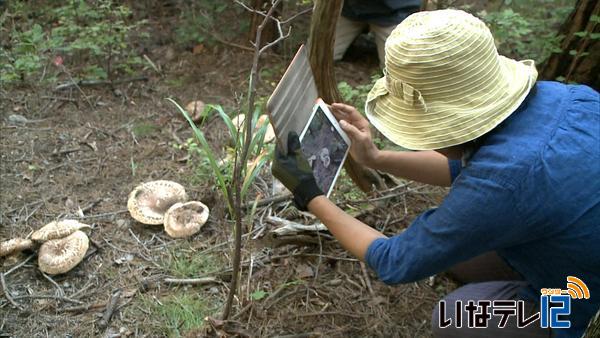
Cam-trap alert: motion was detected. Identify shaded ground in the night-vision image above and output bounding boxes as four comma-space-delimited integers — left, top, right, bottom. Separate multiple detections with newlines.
0, 4, 456, 337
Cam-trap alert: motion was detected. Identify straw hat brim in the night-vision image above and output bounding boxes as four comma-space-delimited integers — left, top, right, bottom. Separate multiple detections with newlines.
365, 57, 537, 150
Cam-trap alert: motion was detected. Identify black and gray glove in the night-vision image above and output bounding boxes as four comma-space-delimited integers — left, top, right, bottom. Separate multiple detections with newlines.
272, 132, 323, 211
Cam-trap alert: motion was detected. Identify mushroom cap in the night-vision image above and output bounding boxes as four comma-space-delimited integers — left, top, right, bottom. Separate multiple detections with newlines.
185, 100, 206, 122
38, 230, 89, 275
163, 201, 209, 238
258, 115, 276, 143
127, 180, 188, 225
32, 219, 91, 242
0, 238, 34, 257
232, 114, 275, 143
319, 147, 331, 167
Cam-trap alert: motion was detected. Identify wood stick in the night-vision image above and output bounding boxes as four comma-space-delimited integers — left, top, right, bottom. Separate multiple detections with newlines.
54, 76, 148, 91
163, 277, 220, 285
11, 294, 83, 304
0, 273, 23, 310
359, 261, 375, 296
98, 289, 122, 330
4, 254, 35, 276
62, 302, 107, 312
296, 311, 362, 319
242, 193, 292, 209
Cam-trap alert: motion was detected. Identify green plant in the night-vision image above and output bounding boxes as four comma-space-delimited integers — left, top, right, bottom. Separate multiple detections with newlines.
136, 293, 219, 337
337, 72, 381, 109
168, 99, 272, 216
174, 1, 252, 48
130, 157, 137, 177
475, 0, 576, 65
250, 289, 267, 300
1, 0, 146, 85
132, 122, 159, 138
163, 249, 222, 278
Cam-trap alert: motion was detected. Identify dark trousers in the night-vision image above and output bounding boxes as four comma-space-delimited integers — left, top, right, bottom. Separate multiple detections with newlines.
431, 252, 551, 337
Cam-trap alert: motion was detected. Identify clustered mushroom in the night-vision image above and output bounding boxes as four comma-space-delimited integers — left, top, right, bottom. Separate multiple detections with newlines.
231, 114, 276, 143
163, 201, 210, 238
0, 238, 33, 257
127, 180, 188, 225
32, 220, 92, 275
1, 219, 92, 275
127, 180, 210, 238
37, 230, 89, 275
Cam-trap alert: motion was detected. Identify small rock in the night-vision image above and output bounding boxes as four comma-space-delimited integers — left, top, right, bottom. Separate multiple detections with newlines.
8, 114, 28, 125
115, 219, 127, 228
209, 287, 219, 294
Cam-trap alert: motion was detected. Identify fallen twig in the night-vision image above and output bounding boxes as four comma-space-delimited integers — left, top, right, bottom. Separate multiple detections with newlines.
163, 277, 221, 285
267, 216, 327, 236
242, 193, 292, 208
359, 262, 375, 296
296, 311, 363, 319
76, 210, 128, 220
62, 302, 107, 312
98, 289, 122, 330
54, 76, 148, 91
0, 273, 23, 310
3, 254, 35, 276
41, 271, 65, 297
11, 294, 83, 304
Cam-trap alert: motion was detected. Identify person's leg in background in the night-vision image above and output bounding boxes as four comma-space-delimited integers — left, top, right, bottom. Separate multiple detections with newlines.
333, 15, 367, 61
370, 23, 397, 68
432, 281, 551, 338
447, 251, 524, 284
431, 252, 550, 337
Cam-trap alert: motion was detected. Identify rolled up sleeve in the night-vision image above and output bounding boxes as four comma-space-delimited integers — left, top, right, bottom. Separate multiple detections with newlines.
365, 174, 528, 285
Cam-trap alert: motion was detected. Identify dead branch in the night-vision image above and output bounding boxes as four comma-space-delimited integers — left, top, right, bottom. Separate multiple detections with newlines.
359, 262, 375, 296
241, 193, 292, 208
296, 311, 363, 319
224, 0, 286, 321
163, 277, 220, 285
98, 289, 122, 330
61, 302, 107, 312
4, 254, 35, 276
54, 76, 148, 91
11, 294, 83, 304
0, 273, 23, 310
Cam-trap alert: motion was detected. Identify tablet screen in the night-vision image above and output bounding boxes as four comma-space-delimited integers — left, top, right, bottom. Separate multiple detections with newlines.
300, 105, 350, 196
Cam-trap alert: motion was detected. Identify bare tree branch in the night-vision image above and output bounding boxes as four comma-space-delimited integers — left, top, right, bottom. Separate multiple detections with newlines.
223, 0, 287, 321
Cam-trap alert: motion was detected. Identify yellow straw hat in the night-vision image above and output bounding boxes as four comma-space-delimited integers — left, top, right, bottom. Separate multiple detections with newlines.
365, 9, 538, 150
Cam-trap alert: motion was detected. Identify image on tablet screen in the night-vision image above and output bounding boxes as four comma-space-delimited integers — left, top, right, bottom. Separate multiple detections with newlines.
300, 106, 349, 195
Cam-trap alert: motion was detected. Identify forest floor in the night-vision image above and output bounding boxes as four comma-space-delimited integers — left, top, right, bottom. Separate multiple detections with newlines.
0, 3, 457, 337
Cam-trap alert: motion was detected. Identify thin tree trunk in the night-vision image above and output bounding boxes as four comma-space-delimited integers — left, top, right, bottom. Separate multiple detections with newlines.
307, 0, 386, 192
540, 0, 599, 90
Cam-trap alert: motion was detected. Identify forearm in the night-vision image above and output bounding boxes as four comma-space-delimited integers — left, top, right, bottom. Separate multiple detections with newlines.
371, 150, 452, 187
308, 196, 386, 261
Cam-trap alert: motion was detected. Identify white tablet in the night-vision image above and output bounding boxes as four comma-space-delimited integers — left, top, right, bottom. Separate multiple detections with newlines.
299, 99, 351, 197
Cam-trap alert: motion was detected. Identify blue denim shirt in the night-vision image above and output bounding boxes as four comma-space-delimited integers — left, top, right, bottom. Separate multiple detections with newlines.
365, 82, 600, 337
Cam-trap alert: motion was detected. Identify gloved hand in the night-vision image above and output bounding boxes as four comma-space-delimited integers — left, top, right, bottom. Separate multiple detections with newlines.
272, 131, 324, 211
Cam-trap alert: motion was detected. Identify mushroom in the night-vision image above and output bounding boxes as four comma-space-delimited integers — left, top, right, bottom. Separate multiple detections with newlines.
163, 201, 209, 238
38, 230, 89, 275
319, 147, 331, 168
257, 115, 276, 143
127, 180, 188, 225
32, 219, 91, 242
0, 238, 34, 257
231, 114, 275, 143
185, 100, 206, 122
